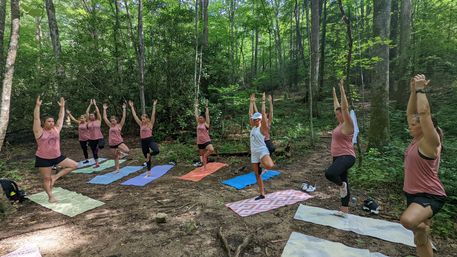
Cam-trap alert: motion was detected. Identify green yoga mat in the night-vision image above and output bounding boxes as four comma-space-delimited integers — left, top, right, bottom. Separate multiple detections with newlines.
27, 187, 105, 217
73, 159, 126, 174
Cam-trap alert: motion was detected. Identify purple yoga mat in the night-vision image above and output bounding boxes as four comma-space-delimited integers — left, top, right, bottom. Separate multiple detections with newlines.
121, 165, 174, 186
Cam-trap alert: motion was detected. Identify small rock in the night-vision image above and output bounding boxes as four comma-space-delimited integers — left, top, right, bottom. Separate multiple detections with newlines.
155, 213, 167, 223
254, 247, 261, 253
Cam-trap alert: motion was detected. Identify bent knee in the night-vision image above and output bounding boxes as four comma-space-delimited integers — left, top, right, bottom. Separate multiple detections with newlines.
400, 215, 420, 230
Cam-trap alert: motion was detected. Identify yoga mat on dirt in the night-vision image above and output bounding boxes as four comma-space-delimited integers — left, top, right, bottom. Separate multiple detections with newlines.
222, 170, 281, 189
281, 232, 389, 257
294, 204, 415, 247
88, 166, 144, 185
121, 165, 175, 186
226, 189, 313, 217
27, 187, 104, 217
76, 158, 107, 168
74, 159, 125, 174
179, 162, 228, 182
1, 244, 42, 257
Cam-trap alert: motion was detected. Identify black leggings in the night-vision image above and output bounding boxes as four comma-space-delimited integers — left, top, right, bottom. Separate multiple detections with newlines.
141, 137, 160, 158
79, 140, 89, 159
325, 155, 356, 207
88, 139, 100, 160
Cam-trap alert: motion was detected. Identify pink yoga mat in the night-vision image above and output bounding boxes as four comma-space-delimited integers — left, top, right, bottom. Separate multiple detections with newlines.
179, 162, 228, 182
226, 189, 313, 217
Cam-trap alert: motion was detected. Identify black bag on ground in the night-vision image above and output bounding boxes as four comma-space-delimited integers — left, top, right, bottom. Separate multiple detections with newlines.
0, 179, 26, 203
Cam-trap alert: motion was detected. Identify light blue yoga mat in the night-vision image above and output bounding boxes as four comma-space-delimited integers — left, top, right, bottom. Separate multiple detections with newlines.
77, 158, 107, 168
88, 166, 144, 185
121, 165, 174, 186
222, 170, 281, 189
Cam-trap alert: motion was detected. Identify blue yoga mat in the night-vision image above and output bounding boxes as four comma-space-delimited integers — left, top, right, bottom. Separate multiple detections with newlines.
121, 165, 174, 186
77, 158, 107, 168
222, 170, 281, 190
88, 166, 144, 185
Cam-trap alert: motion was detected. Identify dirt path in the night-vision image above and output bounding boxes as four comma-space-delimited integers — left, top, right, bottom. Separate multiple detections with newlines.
0, 138, 454, 256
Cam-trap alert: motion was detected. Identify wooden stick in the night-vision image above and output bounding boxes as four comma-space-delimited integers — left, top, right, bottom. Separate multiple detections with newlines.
234, 234, 251, 257
218, 227, 232, 257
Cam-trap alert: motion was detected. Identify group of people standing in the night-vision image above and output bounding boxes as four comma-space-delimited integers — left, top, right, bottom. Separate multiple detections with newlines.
32, 74, 445, 257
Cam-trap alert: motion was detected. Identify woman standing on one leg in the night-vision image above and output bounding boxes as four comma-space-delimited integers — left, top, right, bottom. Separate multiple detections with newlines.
194, 98, 214, 171
129, 100, 160, 177
33, 96, 78, 203
102, 102, 130, 172
250, 93, 276, 156
249, 93, 275, 200
400, 74, 446, 257
66, 110, 90, 163
324, 80, 355, 217
86, 99, 104, 168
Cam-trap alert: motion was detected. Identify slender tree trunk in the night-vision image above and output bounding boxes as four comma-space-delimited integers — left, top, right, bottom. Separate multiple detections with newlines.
310, 0, 320, 116
0, 0, 20, 151
254, 28, 259, 77
202, 0, 209, 47
394, 0, 412, 109
229, 0, 236, 83
193, 0, 200, 99
0, 0, 6, 74
368, 0, 391, 149
125, 0, 138, 55
45, 0, 64, 80
137, 0, 146, 114
318, 0, 327, 91
273, 0, 284, 87
389, 0, 399, 96
337, 0, 353, 102
112, 0, 122, 85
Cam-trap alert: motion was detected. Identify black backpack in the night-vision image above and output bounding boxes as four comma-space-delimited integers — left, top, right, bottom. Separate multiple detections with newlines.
0, 179, 26, 203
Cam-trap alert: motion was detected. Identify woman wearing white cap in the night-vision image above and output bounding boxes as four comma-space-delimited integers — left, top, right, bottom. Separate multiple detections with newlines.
249, 93, 275, 200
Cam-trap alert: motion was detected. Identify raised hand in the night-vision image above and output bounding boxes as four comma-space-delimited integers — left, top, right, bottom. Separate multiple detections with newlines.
262, 92, 266, 102
36, 95, 42, 106
128, 100, 134, 107
338, 79, 344, 89
413, 74, 430, 90
93, 99, 97, 105
103, 103, 108, 110
205, 99, 208, 107
122, 102, 127, 109
153, 99, 157, 106
268, 95, 272, 102
57, 97, 65, 107
250, 93, 255, 102
66, 110, 71, 115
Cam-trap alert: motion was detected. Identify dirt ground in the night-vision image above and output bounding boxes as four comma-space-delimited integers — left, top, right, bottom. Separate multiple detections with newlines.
0, 137, 456, 257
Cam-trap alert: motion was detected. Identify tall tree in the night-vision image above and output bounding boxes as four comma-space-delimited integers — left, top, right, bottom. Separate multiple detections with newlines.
202, 0, 209, 47
337, 0, 354, 96
395, 0, 412, 108
138, 0, 146, 114
0, 0, 7, 74
368, 0, 391, 149
45, 0, 63, 77
0, 0, 21, 151
310, 0, 320, 116
318, 0, 327, 91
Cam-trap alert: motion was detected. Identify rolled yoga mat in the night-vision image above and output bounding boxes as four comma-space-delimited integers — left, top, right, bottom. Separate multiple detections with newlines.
222, 170, 281, 189
88, 166, 144, 185
121, 165, 175, 186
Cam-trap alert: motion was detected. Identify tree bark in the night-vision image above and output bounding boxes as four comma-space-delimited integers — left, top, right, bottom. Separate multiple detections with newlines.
337, 0, 353, 102
368, 0, 391, 149
138, 0, 146, 114
310, 0, 320, 116
45, 0, 63, 77
202, 0, 209, 47
0, 0, 20, 151
112, 0, 122, 85
394, 0, 412, 109
0, 0, 6, 74
389, 0, 399, 95
273, 0, 284, 87
318, 0, 327, 91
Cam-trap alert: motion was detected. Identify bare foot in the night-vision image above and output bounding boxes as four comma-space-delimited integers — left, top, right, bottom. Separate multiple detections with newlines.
48, 196, 58, 203
144, 172, 151, 178
340, 206, 349, 213
113, 170, 120, 174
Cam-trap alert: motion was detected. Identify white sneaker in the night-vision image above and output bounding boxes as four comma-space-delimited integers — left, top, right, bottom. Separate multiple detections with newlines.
340, 182, 348, 198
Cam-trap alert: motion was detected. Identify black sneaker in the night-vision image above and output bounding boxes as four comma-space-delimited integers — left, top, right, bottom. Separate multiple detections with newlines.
83, 160, 89, 164
363, 198, 380, 214
254, 195, 265, 201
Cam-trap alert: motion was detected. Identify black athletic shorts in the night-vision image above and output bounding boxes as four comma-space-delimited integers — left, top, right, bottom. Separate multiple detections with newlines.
405, 192, 446, 217
109, 142, 124, 149
198, 141, 212, 150
35, 155, 66, 168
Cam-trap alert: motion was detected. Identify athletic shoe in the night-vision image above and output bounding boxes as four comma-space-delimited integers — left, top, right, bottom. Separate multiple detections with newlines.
300, 182, 316, 193
254, 195, 265, 201
362, 198, 380, 214
333, 211, 348, 218
192, 161, 202, 167
83, 160, 89, 164
143, 162, 147, 166
340, 182, 348, 198
52, 166, 57, 171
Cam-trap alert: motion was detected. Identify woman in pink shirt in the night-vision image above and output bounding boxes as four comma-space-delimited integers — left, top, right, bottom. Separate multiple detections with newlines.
33, 96, 78, 203
129, 100, 159, 177
66, 110, 90, 163
194, 99, 214, 171
103, 102, 129, 172
325, 80, 355, 217
400, 74, 446, 257
86, 99, 104, 168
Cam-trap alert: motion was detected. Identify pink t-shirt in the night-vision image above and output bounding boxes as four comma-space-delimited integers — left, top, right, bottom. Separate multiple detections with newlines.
109, 125, 123, 146
140, 124, 153, 139
87, 120, 103, 140
330, 123, 355, 157
196, 123, 211, 144
35, 127, 61, 159
78, 123, 90, 141
403, 139, 446, 196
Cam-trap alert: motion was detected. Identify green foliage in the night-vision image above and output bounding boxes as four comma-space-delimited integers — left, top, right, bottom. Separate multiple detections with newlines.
155, 142, 196, 164
0, 160, 22, 181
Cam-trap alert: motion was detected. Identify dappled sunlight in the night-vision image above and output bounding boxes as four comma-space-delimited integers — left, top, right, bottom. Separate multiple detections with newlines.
0, 225, 89, 256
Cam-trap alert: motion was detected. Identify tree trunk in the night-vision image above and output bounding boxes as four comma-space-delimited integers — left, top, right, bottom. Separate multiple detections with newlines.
0, 0, 20, 151
193, 0, 200, 99
125, 0, 138, 55
0, 0, 6, 74
394, 0, 412, 109
202, 0, 209, 47
368, 0, 391, 149
254, 28, 259, 77
45, 0, 63, 78
310, 0, 320, 116
337, 0, 353, 102
318, 0, 327, 91
389, 0, 399, 96
112, 0, 122, 85
273, 0, 284, 87
229, 0, 236, 83
137, 0, 146, 114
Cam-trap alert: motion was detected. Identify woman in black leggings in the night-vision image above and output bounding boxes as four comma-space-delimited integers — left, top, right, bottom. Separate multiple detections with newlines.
86, 99, 104, 168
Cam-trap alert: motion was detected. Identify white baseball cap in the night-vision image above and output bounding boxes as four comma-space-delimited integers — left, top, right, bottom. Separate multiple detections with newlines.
251, 112, 262, 120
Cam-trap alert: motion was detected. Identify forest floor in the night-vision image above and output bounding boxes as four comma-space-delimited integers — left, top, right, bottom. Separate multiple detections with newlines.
0, 137, 456, 257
